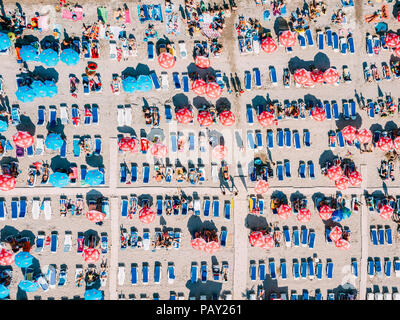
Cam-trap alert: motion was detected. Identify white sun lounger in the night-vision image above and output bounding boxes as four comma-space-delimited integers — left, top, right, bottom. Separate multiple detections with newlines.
35, 136, 44, 156
64, 232, 72, 252
117, 105, 125, 127
109, 40, 117, 60
124, 105, 132, 126
60, 104, 69, 125
161, 72, 169, 90
31, 198, 40, 219
43, 199, 52, 220
178, 40, 187, 59
118, 265, 125, 286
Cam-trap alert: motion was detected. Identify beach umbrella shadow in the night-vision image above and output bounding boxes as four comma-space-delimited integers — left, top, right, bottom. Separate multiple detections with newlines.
318, 150, 336, 169
192, 96, 210, 110
273, 16, 288, 37
237, 162, 247, 191
135, 63, 150, 76
46, 118, 64, 136
121, 67, 137, 78
216, 97, 231, 112
251, 95, 267, 109
50, 155, 71, 172
271, 190, 287, 203
187, 215, 203, 235
16, 115, 35, 136
245, 213, 268, 231
19, 229, 35, 245
335, 113, 363, 130
185, 280, 222, 299
85, 155, 103, 169
262, 274, 289, 298
16, 287, 28, 300
384, 120, 398, 132
290, 191, 305, 203
32, 66, 59, 83
0, 225, 19, 242
0, 156, 18, 167
172, 94, 189, 109
138, 194, 153, 207
85, 189, 104, 206
369, 123, 383, 132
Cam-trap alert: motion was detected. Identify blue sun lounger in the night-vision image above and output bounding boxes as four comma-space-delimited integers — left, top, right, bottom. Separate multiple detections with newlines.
343, 101, 350, 120
11, 200, 18, 220
142, 264, 149, 284
131, 265, 137, 285
269, 66, 277, 86
245, 71, 251, 91
302, 290, 309, 301
247, 130, 255, 149
121, 198, 128, 217
60, 140, 67, 158
308, 161, 315, 179
11, 106, 20, 126
91, 105, 99, 124
350, 100, 356, 119
250, 263, 257, 281
322, 101, 331, 120
308, 230, 315, 249
50, 232, 57, 253
120, 164, 127, 183
352, 260, 358, 278
172, 72, 181, 90
326, 227, 332, 243
293, 260, 300, 280
156, 198, 163, 216
366, 35, 373, 55
298, 33, 306, 48
301, 259, 307, 279
224, 201, 231, 220
332, 101, 340, 120
317, 31, 324, 50
395, 260, 400, 276
326, 261, 333, 279
259, 262, 265, 281
170, 132, 177, 152
375, 258, 382, 277
168, 265, 175, 283
0, 200, 6, 220
308, 259, 315, 279
340, 37, 348, 54
293, 228, 299, 247
316, 262, 323, 280
315, 292, 323, 300
94, 136, 101, 156
253, 68, 261, 88
255, 130, 263, 149
37, 106, 45, 126
269, 261, 277, 280
26, 144, 34, 157
220, 229, 227, 247
49, 106, 57, 128
73, 137, 80, 157
143, 164, 150, 184
19, 199, 26, 218
326, 27, 332, 47
348, 35, 354, 54
283, 227, 291, 247
281, 261, 287, 280
181, 202, 187, 215
267, 130, 274, 149
165, 105, 172, 123
191, 264, 198, 283
285, 129, 291, 148
188, 133, 195, 150
291, 292, 298, 300
147, 42, 154, 60
385, 259, 391, 278
201, 263, 207, 283
154, 264, 161, 284
150, 71, 161, 90
213, 199, 219, 217
277, 129, 284, 148
303, 130, 310, 147
301, 228, 308, 247
258, 198, 264, 214
130, 163, 137, 183
80, 165, 87, 185
182, 73, 189, 92
386, 227, 392, 245
284, 160, 291, 178
368, 101, 375, 118
337, 131, 345, 148
378, 227, 385, 245
333, 32, 339, 51
299, 161, 306, 179
277, 162, 284, 181
305, 28, 314, 47
246, 106, 254, 125
203, 198, 211, 217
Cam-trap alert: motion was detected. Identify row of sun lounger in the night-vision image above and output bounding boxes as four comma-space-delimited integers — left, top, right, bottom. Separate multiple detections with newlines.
254, 159, 315, 181
249, 258, 335, 281
118, 262, 175, 286
370, 225, 393, 246
37, 104, 99, 127
190, 261, 229, 284
281, 226, 316, 248
367, 292, 400, 300
73, 135, 102, 157
0, 198, 27, 220
120, 228, 181, 250
258, 129, 311, 149
365, 33, 393, 56
368, 257, 400, 279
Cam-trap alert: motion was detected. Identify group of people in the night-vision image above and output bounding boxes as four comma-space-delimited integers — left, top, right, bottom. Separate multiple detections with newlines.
153, 231, 179, 248
193, 229, 219, 243
4, 234, 31, 253
60, 196, 85, 217
2, 162, 20, 178
0, 6, 26, 40
143, 106, 160, 126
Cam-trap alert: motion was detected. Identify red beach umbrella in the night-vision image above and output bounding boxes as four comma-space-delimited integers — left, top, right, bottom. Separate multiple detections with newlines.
297, 208, 311, 222
204, 241, 221, 254
260, 235, 275, 249
319, 205, 333, 220
0, 175, 16, 191
294, 69, 311, 85
195, 55, 211, 69
310, 69, 324, 83
395, 46, 400, 58
206, 82, 222, 99
356, 129, 372, 144
379, 204, 393, 220
261, 37, 278, 53
212, 145, 227, 160
86, 210, 106, 223
348, 171, 362, 186
118, 137, 137, 152
12, 131, 34, 148
311, 107, 326, 121
393, 136, 400, 152
218, 110, 235, 126
279, 30, 296, 47
384, 32, 400, 48
329, 226, 342, 242
254, 180, 269, 194
278, 204, 292, 220
258, 111, 275, 127
192, 79, 207, 95
176, 108, 193, 124
342, 125, 357, 142
191, 237, 207, 251
150, 143, 168, 158
335, 175, 350, 190
327, 165, 343, 181
138, 207, 155, 224
83, 248, 100, 263
158, 52, 175, 69
323, 68, 339, 84
335, 238, 350, 250
0, 248, 14, 266
249, 231, 265, 247
377, 136, 393, 152
197, 110, 214, 126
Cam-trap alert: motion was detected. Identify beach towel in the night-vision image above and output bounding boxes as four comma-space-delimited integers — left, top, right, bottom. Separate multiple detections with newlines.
38, 15, 49, 32
125, 9, 131, 24
98, 7, 108, 23
166, 14, 180, 35
62, 8, 83, 21
137, 4, 163, 23
201, 22, 220, 39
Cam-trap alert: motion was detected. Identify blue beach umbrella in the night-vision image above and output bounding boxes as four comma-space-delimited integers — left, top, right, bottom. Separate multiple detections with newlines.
0, 119, 8, 132
43, 80, 58, 97
136, 75, 153, 92
45, 133, 63, 150
39, 48, 59, 67
60, 48, 80, 66
15, 86, 36, 103
0, 284, 9, 299
0, 33, 11, 51
14, 252, 33, 268
18, 280, 39, 293
122, 76, 137, 93
85, 170, 104, 186
49, 172, 70, 188
331, 209, 343, 222
84, 289, 103, 300
19, 45, 38, 61
341, 207, 351, 220
30, 80, 47, 98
